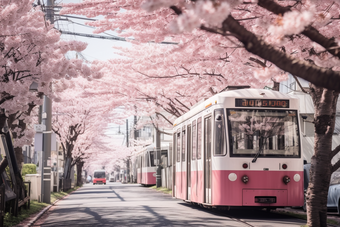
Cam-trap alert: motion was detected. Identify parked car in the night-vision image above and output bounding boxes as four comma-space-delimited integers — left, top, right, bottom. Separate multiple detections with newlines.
303, 163, 311, 211
304, 163, 340, 214
86, 175, 92, 183
327, 170, 340, 214
109, 176, 115, 182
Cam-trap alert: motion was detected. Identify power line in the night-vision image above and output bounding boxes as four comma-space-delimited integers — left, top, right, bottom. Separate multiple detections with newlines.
64, 19, 120, 38
60, 30, 126, 41
59, 30, 178, 44
54, 14, 97, 21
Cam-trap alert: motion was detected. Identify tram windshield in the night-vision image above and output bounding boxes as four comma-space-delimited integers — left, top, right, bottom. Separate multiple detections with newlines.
94, 171, 106, 178
227, 109, 300, 158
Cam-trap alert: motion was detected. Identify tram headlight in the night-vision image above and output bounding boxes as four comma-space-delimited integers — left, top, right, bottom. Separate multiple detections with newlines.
282, 164, 288, 169
242, 163, 248, 169
283, 175, 290, 184
241, 175, 249, 184
294, 174, 301, 182
228, 173, 237, 181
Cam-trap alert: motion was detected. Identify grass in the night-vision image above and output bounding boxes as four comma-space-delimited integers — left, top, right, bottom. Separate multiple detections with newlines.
150, 185, 172, 195
4, 200, 49, 227
51, 186, 80, 203
4, 186, 81, 227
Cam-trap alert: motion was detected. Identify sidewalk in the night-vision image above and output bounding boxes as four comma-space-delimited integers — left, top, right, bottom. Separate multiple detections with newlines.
13, 187, 81, 227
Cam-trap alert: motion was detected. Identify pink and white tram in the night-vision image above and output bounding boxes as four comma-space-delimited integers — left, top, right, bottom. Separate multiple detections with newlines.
172, 88, 304, 208
135, 143, 170, 186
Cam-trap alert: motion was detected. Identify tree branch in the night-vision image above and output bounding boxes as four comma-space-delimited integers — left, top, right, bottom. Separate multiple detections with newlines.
332, 158, 340, 173
211, 15, 340, 92
174, 98, 190, 111
257, 0, 340, 59
292, 75, 309, 93
331, 144, 340, 159
155, 112, 173, 126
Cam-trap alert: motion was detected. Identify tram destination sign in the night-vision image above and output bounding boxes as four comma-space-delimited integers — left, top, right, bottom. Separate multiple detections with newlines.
235, 99, 289, 108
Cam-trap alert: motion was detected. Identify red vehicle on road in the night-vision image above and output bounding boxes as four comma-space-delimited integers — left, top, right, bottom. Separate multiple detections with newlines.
93, 170, 106, 185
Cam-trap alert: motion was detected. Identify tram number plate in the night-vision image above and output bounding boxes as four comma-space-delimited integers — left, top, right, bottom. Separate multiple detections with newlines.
255, 196, 276, 203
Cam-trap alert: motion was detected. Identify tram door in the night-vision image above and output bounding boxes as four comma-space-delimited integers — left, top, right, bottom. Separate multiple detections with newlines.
172, 134, 176, 197
204, 116, 212, 204
140, 155, 143, 184
186, 125, 192, 200
181, 127, 186, 199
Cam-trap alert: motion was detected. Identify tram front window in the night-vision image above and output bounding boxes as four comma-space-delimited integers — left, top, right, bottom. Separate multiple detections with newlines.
227, 109, 300, 158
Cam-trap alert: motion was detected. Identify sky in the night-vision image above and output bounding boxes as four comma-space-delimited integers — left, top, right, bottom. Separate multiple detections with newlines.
55, 0, 131, 62
53, 0, 134, 143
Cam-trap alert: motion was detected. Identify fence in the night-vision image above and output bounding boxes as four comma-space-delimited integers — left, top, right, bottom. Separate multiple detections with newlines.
161, 167, 172, 189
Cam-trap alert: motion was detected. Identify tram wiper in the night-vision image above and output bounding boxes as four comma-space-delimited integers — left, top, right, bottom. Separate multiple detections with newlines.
252, 138, 264, 163
252, 148, 262, 163
251, 136, 266, 163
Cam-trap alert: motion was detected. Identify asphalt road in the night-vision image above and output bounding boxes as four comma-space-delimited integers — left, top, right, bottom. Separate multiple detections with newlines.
34, 182, 306, 227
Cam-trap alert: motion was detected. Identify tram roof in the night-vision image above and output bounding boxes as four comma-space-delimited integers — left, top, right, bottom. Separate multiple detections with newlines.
144, 142, 170, 151
94, 169, 106, 172
173, 88, 299, 126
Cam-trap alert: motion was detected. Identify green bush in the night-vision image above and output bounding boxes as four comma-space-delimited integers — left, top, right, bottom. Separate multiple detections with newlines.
21, 164, 37, 179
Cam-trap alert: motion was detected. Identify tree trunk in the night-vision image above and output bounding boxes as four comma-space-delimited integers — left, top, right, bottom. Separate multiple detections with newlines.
307, 84, 339, 227
0, 112, 6, 133
7, 104, 35, 172
272, 81, 280, 91
76, 161, 84, 186
14, 147, 23, 171
64, 157, 73, 179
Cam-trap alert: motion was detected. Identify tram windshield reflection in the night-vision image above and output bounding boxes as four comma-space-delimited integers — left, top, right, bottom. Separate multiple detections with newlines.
227, 109, 300, 158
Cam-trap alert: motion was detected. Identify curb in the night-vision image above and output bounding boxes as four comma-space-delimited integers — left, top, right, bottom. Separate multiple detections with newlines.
26, 203, 53, 227
26, 187, 81, 227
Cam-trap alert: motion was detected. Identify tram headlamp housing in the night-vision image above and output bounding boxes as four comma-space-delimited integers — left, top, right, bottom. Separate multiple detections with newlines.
283, 176, 290, 184
242, 175, 249, 184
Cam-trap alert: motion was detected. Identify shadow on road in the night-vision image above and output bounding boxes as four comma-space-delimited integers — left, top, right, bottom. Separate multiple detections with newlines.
38, 183, 306, 227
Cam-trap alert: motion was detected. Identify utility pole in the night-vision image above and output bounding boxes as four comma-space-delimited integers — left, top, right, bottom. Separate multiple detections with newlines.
156, 129, 161, 188
134, 116, 138, 139
125, 119, 128, 183
131, 115, 138, 183
126, 119, 128, 147
41, 0, 54, 204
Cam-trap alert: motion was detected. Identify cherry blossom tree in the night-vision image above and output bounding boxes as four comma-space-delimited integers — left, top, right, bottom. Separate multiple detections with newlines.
0, 0, 104, 169
52, 78, 114, 180
71, 134, 111, 186
61, 1, 340, 225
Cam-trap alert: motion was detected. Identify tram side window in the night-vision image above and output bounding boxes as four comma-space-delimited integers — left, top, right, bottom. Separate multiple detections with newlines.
173, 134, 176, 164
145, 152, 149, 167
177, 131, 181, 162
187, 125, 191, 161
150, 151, 155, 167
192, 121, 197, 160
182, 128, 186, 162
197, 117, 202, 159
205, 116, 212, 158
214, 109, 226, 155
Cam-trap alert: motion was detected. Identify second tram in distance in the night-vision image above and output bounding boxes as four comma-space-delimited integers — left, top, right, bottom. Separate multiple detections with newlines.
172, 88, 304, 208
134, 143, 170, 186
